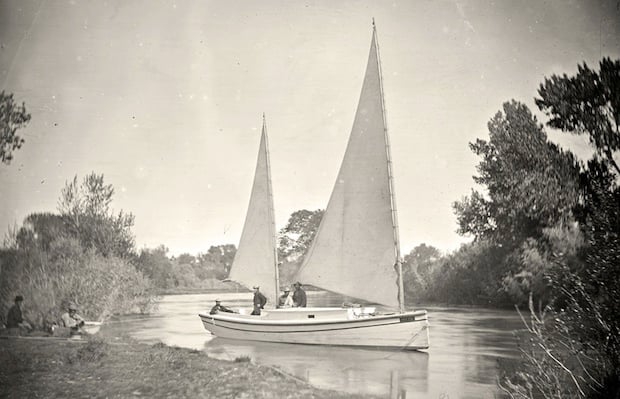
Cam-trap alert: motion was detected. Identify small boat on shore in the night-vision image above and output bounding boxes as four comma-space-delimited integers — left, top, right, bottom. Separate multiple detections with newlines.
51, 320, 103, 338
199, 23, 429, 350
83, 321, 102, 335
1, 321, 102, 341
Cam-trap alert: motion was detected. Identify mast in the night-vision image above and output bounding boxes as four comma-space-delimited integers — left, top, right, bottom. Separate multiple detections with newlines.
263, 113, 281, 306
373, 20, 405, 313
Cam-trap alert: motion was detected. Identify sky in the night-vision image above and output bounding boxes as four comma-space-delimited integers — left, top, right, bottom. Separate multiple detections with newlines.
1, 0, 619, 256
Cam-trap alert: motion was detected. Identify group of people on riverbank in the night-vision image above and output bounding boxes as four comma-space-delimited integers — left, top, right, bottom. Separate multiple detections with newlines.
1, 295, 87, 336
209, 282, 307, 316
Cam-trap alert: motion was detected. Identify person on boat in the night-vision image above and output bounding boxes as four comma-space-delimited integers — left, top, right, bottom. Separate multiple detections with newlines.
6, 295, 33, 334
60, 302, 85, 333
209, 299, 235, 315
278, 287, 293, 308
292, 282, 307, 308
252, 286, 267, 310
250, 302, 262, 316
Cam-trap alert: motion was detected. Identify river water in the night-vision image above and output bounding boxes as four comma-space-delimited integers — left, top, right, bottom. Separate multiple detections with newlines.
105, 292, 524, 398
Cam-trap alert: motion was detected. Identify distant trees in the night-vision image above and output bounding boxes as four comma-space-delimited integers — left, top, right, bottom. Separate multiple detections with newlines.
401, 244, 441, 301
199, 244, 236, 281
278, 209, 324, 261
0, 91, 31, 165
135, 246, 175, 289
135, 244, 236, 291
135, 208, 327, 291
277, 209, 324, 284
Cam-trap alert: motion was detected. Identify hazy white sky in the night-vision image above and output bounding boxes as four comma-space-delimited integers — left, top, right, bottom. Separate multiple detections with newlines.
1, 0, 618, 256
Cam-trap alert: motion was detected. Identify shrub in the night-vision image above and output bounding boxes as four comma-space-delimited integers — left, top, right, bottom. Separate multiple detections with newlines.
0, 243, 157, 330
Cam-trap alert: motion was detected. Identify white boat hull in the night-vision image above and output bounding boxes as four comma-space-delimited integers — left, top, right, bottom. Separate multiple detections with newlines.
199, 307, 429, 350
83, 321, 102, 335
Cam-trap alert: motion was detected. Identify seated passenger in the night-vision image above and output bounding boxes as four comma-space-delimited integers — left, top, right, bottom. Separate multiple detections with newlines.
292, 282, 307, 308
210, 299, 235, 315
278, 287, 293, 308
60, 302, 85, 334
6, 295, 33, 334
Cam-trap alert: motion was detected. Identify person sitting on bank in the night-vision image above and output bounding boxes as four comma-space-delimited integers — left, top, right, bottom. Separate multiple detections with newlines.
253, 286, 267, 310
278, 287, 293, 308
292, 282, 307, 308
210, 299, 235, 315
6, 295, 33, 334
60, 302, 85, 333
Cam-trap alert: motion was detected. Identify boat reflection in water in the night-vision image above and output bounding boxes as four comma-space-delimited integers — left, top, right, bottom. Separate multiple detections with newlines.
204, 337, 429, 397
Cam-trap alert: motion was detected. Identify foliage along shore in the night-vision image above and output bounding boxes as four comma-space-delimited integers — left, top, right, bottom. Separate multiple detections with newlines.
0, 334, 376, 399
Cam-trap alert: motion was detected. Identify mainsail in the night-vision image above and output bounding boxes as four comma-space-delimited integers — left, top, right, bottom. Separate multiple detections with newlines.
228, 117, 279, 305
296, 26, 402, 309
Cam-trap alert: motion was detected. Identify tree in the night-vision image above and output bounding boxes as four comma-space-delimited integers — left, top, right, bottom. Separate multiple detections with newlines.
453, 101, 581, 305
278, 209, 324, 261
565, 158, 620, 393
276, 209, 324, 284
536, 58, 620, 176
426, 241, 510, 305
502, 59, 620, 398
58, 173, 135, 259
196, 244, 236, 280
176, 253, 195, 266
170, 263, 199, 288
15, 213, 67, 252
402, 244, 441, 300
135, 245, 175, 289
0, 91, 31, 165
536, 61, 620, 392
455, 101, 580, 246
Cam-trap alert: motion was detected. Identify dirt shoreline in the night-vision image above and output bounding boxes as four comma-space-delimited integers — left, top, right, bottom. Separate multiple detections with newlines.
0, 335, 375, 398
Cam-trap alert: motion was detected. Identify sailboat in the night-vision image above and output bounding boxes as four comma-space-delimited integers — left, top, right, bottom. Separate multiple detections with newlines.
199, 24, 430, 350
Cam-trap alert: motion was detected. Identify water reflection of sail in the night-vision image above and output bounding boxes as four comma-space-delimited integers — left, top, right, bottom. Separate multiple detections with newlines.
204, 338, 429, 397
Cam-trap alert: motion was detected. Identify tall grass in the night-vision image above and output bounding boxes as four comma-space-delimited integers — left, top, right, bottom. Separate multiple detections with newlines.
0, 241, 157, 329
500, 290, 615, 398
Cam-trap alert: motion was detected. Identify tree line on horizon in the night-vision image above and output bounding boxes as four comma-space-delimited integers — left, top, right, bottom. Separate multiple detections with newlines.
1, 57, 618, 398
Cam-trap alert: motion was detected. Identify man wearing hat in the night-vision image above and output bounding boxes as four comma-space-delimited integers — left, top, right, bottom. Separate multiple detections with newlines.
209, 299, 234, 315
292, 282, 307, 308
6, 295, 32, 333
251, 286, 267, 315
278, 287, 293, 308
60, 302, 85, 333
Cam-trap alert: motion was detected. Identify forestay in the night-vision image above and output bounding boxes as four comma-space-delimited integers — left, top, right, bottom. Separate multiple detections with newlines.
228, 120, 278, 305
296, 30, 401, 309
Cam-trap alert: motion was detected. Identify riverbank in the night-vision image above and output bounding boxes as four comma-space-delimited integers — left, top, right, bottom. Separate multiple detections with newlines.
0, 335, 376, 398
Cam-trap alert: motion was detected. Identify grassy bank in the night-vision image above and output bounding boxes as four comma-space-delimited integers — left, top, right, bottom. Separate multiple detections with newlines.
0, 336, 375, 398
